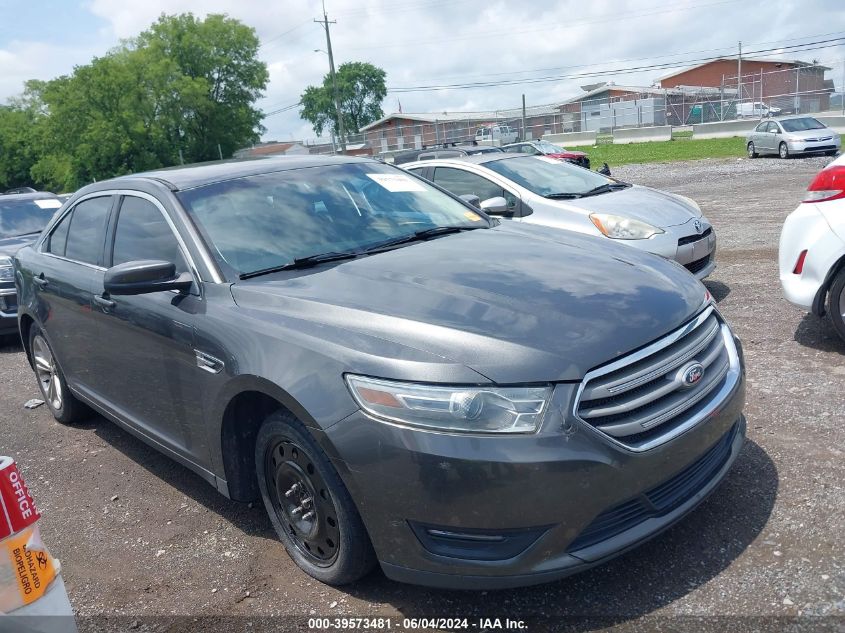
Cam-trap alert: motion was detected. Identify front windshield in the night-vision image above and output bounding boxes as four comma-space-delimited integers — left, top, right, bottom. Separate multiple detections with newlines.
0, 198, 63, 239
485, 156, 614, 196
535, 140, 566, 153
177, 162, 489, 277
781, 117, 826, 132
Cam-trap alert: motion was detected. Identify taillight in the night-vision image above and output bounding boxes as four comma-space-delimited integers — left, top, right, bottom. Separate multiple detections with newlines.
803, 165, 845, 203
793, 249, 808, 274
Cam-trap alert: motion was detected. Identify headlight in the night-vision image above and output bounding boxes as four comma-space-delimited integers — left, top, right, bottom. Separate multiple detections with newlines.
589, 213, 664, 240
0, 257, 13, 282
345, 375, 551, 434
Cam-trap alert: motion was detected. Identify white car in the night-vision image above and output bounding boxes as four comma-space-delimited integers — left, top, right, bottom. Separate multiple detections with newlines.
474, 125, 518, 146
406, 154, 716, 279
779, 153, 845, 341
737, 102, 781, 118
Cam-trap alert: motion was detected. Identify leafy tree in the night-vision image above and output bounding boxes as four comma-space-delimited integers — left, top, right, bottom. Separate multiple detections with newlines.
0, 13, 268, 191
300, 62, 386, 136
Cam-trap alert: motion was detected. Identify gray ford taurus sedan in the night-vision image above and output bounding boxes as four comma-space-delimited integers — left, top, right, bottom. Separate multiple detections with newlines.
13, 156, 746, 589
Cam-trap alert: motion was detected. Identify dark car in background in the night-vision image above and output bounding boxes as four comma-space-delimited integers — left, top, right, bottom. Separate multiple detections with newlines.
15, 156, 745, 589
388, 144, 503, 165
0, 192, 63, 335
503, 139, 591, 169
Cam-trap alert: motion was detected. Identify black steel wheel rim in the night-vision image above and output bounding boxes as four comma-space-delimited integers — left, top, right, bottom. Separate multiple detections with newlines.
265, 439, 340, 566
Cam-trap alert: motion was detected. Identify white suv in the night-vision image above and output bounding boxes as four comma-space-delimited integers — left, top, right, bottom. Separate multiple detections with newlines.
779, 153, 845, 341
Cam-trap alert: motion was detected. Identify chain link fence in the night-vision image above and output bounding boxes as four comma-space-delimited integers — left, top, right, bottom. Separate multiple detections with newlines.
296, 62, 843, 156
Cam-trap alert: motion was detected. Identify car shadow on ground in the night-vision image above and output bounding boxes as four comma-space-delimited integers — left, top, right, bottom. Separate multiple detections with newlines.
0, 334, 24, 354
341, 440, 777, 628
89, 417, 275, 539
703, 279, 731, 303
793, 312, 845, 354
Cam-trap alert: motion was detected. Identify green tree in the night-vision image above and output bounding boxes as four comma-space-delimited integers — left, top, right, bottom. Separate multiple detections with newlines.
300, 62, 386, 136
4, 12, 268, 191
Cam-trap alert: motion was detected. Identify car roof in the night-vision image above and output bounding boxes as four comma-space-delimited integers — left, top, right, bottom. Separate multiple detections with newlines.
0, 191, 59, 202
91, 155, 376, 192
404, 154, 524, 169
773, 115, 826, 122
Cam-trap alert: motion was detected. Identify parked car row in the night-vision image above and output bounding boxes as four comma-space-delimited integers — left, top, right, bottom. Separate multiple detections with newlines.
8, 154, 748, 590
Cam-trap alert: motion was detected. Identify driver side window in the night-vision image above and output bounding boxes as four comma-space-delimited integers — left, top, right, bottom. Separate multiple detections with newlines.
111, 196, 188, 272
432, 167, 518, 210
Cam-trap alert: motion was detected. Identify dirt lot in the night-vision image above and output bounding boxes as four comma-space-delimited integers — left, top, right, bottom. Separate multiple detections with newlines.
1, 155, 843, 632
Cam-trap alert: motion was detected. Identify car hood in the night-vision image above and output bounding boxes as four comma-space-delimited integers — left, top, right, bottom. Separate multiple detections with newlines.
786, 128, 835, 140
0, 233, 39, 258
544, 184, 702, 227
231, 224, 707, 383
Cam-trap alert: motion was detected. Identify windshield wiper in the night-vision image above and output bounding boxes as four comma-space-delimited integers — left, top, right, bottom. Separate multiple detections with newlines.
580, 182, 631, 197
364, 225, 479, 253
544, 192, 583, 199
239, 251, 360, 279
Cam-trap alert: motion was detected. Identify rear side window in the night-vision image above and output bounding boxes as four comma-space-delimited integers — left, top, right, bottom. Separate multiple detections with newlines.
433, 167, 506, 202
111, 196, 187, 272
46, 212, 72, 256
64, 197, 112, 265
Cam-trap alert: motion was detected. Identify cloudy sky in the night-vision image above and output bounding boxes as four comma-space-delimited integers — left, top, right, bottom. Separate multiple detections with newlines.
1, 0, 844, 143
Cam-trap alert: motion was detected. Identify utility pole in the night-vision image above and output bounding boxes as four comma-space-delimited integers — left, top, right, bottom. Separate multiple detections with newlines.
315, 1, 346, 153
841, 57, 844, 115
737, 41, 742, 113
521, 94, 526, 141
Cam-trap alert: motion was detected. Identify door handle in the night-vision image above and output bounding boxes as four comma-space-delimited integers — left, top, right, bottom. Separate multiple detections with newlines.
93, 294, 116, 310
33, 275, 48, 288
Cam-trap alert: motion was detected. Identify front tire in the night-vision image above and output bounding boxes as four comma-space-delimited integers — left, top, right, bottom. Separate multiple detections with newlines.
747, 142, 758, 158
28, 326, 88, 424
255, 411, 376, 585
828, 269, 845, 343
779, 142, 789, 159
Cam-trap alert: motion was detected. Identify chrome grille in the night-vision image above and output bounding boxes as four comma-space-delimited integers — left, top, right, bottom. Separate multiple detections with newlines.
575, 306, 739, 451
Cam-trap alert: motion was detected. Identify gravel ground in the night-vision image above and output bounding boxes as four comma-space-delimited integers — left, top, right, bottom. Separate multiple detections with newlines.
1, 155, 843, 632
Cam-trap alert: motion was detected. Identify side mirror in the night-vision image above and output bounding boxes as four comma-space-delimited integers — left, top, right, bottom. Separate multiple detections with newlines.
459, 194, 481, 208
480, 196, 510, 214
104, 260, 193, 296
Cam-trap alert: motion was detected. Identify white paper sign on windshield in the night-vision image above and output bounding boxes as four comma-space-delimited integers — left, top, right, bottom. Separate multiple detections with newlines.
34, 199, 63, 209
366, 173, 427, 193
536, 156, 563, 164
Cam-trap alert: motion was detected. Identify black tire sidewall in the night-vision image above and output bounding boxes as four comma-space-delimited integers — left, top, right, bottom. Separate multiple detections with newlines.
828, 270, 845, 343
255, 411, 375, 585
747, 142, 756, 158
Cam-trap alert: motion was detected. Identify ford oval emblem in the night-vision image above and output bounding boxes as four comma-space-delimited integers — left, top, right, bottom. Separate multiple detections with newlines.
681, 363, 705, 388
694, 219, 703, 234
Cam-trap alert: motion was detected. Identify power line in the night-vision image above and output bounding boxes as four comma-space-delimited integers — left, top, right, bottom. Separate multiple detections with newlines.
386, 37, 845, 93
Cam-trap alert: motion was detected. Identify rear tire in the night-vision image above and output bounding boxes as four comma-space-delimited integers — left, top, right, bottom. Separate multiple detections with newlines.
747, 142, 758, 158
255, 410, 376, 585
828, 269, 845, 344
779, 142, 789, 159
28, 326, 89, 424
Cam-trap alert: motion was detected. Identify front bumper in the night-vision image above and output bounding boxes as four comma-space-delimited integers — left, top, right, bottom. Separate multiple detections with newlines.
0, 286, 18, 335
779, 203, 845, 312
786, 136, 840, 155
324, 368, 745, 589
630, 219, 716, 280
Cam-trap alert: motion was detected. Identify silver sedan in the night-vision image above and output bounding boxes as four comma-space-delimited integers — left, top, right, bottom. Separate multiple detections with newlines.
404, 154, 716, 279
746, 116, 841, 159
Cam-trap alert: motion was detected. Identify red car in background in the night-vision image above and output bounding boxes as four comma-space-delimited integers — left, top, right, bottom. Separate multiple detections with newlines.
503, 140, 591, 170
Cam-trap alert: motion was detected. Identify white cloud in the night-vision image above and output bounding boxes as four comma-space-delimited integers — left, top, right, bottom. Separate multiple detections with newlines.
3, 0, 844, 144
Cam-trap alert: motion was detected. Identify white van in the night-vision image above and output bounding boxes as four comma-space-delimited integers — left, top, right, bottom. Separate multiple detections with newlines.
474, 124, 518, 146
737, 102, 782, 118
